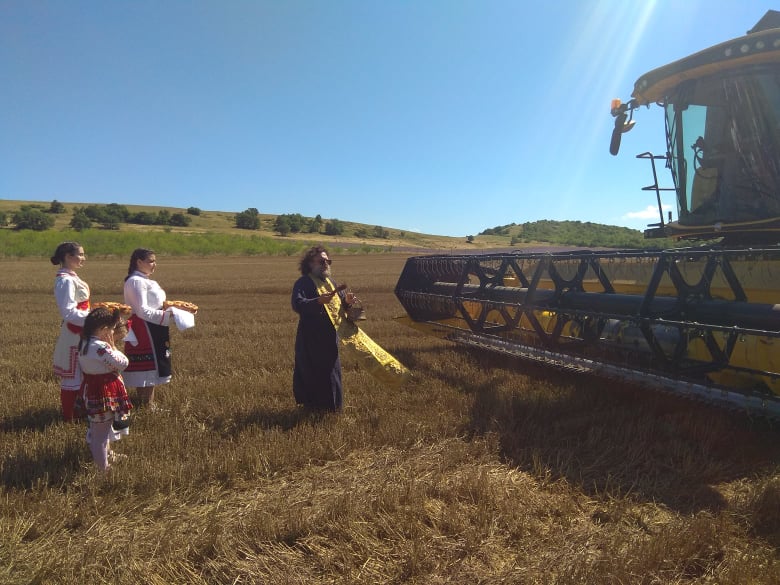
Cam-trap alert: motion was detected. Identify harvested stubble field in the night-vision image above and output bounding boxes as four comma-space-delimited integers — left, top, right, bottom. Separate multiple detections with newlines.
1, 253, 779, 584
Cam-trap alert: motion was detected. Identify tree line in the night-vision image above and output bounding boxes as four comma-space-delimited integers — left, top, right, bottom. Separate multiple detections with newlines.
1, 201, 681, 248
1, 201, 362, 239
69, 203, 195, 230
0, 201, 63, 231
235, 208, 350, 237
0, 201, 199, 231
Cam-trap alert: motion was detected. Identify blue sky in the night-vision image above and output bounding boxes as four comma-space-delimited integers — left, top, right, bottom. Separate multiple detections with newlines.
1, 0, 778, 236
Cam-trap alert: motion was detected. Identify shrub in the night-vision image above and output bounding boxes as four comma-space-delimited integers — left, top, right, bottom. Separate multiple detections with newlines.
83, 204, 126, 229
235, 208, 260, 230
129, 211, 157, 225
82, 205, 104, 221
309, 214, 323, 233
48, 199, 66, 214
12, 207, 55, 231
324, 218, 344, 236
187, 206, 202, 216
155, 209, 172, 225
104, 203, 130, 222
289, 213, 307, 233
169, 213, 192, 227
69, 209, 93, 231
275, 213, 307, 234
274, 216, 291, 236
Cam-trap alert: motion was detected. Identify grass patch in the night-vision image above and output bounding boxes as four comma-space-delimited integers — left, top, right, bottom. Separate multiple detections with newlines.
0, 228, 392, 258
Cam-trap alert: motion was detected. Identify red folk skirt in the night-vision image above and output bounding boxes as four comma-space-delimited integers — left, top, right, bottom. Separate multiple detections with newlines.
80, 372, 133, 417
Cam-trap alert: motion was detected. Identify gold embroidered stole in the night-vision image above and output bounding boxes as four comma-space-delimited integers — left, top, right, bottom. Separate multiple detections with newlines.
309, 275, 410, 387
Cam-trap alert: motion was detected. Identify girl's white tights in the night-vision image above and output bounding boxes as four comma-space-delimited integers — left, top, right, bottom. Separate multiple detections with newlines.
88, 420, 114, 470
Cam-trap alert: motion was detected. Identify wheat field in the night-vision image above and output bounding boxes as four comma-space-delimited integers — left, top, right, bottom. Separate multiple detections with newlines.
1, 253, 779, 584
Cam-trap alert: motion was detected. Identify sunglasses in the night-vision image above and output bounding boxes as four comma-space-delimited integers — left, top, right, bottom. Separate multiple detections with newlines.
317, 258, 332, 266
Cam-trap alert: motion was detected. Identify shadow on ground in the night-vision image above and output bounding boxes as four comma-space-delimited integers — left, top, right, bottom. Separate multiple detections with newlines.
202, 405, 331, 438
0, 406, 63, 433
421, 346, 780, 515
0, 442, 84, 489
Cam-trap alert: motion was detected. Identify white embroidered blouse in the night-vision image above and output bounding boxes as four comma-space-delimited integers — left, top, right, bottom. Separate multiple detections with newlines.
54, 269, 90, 326
79, 338, 130, 374
124, 270, 171, 326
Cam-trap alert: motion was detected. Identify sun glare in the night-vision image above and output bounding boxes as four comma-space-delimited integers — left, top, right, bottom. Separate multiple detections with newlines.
546, 0, 660, 219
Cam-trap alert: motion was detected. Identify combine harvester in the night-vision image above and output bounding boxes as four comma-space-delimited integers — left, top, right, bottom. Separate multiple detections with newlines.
395, 11, 780, 419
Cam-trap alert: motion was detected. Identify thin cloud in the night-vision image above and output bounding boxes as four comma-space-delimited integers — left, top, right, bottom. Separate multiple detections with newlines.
623, 204, 672, 220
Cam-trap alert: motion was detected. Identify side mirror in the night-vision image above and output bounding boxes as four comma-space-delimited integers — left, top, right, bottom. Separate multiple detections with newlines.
609, 113, 636, 156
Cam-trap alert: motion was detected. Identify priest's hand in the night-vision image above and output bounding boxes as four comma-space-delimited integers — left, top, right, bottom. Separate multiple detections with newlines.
317, 291, 336, 305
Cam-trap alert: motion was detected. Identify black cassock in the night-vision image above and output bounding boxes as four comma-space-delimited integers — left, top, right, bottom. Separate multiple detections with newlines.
291, 275, 343, 411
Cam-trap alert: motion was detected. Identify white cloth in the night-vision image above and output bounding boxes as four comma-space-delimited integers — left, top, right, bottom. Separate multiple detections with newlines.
52, 270, 90, 390
123, 329, 138, 347
170, 307, 195, 331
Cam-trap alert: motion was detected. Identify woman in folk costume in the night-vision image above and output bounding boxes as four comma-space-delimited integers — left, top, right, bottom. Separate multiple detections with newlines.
51, 241, 90, 421
123, 248, 173, 410
291, 246, 356, 412
78, 307, 133, 471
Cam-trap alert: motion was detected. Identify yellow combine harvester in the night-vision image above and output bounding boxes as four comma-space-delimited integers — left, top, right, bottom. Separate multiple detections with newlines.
395, 11, 780, 419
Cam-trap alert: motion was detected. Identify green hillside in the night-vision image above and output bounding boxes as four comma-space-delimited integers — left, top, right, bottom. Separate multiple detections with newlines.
0, 199, 678, 257
0, 199, 470, 255
480, 219, 678, 249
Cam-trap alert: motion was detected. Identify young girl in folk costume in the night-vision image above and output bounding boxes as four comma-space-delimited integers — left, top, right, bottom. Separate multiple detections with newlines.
51, 241, 90, 421
123, 248, 173, 409
78, 308, 133, 471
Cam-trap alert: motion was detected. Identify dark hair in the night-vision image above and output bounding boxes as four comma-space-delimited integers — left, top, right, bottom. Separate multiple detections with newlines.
79, 307, 121, 354
125, 248, 155, 281
50, 242, 82, 266
299, 245, 329, 275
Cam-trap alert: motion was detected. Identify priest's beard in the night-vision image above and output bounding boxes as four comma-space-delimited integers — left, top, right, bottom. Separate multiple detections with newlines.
312, 265, 331, 280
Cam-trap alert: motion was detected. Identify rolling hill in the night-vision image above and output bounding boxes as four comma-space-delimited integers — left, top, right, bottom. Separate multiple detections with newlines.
0, 198, 673, 251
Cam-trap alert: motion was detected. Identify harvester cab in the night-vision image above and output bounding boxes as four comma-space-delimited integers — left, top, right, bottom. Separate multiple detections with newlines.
611, 9, 780, 243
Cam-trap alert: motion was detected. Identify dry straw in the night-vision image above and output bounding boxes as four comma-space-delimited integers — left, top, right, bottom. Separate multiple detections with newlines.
1, 255, 779, 584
